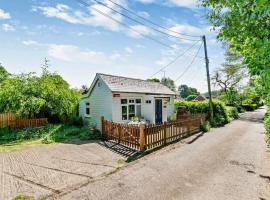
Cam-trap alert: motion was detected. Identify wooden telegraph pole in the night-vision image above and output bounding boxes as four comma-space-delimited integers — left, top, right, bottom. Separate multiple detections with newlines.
202, 35, 214, 121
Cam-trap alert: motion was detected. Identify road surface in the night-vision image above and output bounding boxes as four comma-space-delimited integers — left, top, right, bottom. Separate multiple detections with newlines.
60, 107, 270, 200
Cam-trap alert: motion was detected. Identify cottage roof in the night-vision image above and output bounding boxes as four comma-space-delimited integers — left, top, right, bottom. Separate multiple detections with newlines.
98, 73, 175, 95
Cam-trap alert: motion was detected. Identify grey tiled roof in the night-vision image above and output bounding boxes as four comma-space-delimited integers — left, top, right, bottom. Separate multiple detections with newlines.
98, 73, 175, 95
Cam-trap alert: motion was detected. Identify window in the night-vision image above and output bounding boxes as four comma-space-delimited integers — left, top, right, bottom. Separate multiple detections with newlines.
85, 102, 90, 115
136, 105, 141, 117
128, 105, 135, 119
122, 106, 127, 120
146, 100, 152, 104
121, 99, 127, 104
120, 98, 142, 120
136, 99, 141, 104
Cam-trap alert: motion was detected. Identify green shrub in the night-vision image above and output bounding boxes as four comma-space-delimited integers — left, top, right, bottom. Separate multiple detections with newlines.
264, 111, 270, 147
175, 99, 229, 127
68, 116, 83, 127
226, 106, 239, 120
200, 121, 210, 132
241, 104, 258, 111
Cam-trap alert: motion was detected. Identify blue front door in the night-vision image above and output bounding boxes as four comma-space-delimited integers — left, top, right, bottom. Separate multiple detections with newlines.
155, 99, 162, 124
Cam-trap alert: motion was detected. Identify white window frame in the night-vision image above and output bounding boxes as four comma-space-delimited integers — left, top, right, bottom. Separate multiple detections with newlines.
121, 98, 142, 121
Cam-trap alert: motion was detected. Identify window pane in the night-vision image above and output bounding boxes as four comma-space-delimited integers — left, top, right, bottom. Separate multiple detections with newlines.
122, 106, 127, 120
129, 99, 135, 103
121, 99, 127, 104
86, 102, 90, 106
136, 99, 141, 104
136, 105, 141, 117
129, 105, 135, 119
86, 108, 90, 115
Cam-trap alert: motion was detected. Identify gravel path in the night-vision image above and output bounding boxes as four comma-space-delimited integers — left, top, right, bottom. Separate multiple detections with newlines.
60, 107, 270, 200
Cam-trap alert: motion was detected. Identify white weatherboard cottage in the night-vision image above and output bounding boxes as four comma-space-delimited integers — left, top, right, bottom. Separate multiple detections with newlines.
79, 73, 175, 130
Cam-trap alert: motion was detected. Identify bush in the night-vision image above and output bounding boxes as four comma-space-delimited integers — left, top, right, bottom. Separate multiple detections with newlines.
175, 99, 229, 127
68, 116, 83, 127
241, 104, 258, 111
200, 121, 210, 132
226, 106, 239, 120
264, 111, 270, 147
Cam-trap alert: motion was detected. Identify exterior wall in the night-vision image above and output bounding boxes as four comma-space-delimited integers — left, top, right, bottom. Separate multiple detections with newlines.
79, 78, 112, 130
111, 93, 174, 124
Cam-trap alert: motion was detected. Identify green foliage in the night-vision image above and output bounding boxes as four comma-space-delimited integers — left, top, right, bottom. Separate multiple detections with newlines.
264, 111, 270, 147
0, 124, 97, 145
68, 116, 83, 127
178, 84, 200, 98
226, 106, 239, 120
147, 78, 160, 83
219, 89, 240, 107
185, 94, 197, 101
175, 100, 229, 127
241, 104, 258, 111
201, 0, 270, 145
0, 64, 9, 84
200, 121, 210, 132
161, 77, 176, 91
12, 195, 34, 200
0, 67, 80, 122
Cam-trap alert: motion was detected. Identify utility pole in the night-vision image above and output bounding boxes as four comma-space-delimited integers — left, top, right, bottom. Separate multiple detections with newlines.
202, 35, 213, 121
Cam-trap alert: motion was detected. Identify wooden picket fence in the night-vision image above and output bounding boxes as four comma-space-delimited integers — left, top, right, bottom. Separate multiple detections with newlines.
101, 114, 206, 151
0, 113, 48, 129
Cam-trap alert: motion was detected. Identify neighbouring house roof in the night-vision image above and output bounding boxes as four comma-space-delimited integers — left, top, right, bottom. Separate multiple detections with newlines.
98, 73, 175, 95
193, 95, 207, 101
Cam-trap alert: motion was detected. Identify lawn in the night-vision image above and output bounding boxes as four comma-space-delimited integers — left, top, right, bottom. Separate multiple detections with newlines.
0, 124, 101, 153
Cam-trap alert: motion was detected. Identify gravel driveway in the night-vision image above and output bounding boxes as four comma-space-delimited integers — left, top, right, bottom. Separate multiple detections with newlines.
60, 107, 270, 200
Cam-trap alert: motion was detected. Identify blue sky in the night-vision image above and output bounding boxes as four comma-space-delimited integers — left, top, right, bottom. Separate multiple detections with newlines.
0, 0, 225, 92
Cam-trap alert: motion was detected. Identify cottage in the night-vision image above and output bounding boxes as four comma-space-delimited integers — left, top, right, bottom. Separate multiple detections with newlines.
79, 73, 175, 130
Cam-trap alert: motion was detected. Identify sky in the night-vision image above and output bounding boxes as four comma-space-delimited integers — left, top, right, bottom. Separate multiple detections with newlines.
0, 0, 225, 92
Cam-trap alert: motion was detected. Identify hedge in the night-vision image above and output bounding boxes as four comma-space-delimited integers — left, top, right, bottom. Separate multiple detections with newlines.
226, 106, 239, 120
264, 111, 270, 147
174, 100, 229, 127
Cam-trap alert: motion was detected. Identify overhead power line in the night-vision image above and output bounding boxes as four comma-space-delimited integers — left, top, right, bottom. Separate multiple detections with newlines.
106, 0, 201, 39
90, 0, 201, 42
149, 40, 201, 78
76, 0, 183, 49
174, 41, 203, 82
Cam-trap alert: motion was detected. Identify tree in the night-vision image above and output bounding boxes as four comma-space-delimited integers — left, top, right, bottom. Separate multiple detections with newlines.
161, 77, 176, 91
80, 85, 89, 94
201, 0, 270, 106
147, 78, 160, 83
212, 46, 247, 93
178, 84, 200, 98
0, 64, 9, 84
0, 65, 80, 121
186, 94, 197, 101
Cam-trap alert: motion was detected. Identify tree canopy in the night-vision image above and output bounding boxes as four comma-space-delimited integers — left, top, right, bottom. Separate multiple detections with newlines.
161, 77, 176, 92
0, 64, 80, 122
178, 84, 200, 98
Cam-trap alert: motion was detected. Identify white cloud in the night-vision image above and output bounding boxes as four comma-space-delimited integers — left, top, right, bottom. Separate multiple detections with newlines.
33, 1, 125, 31
0, 9, 11, 20
168, 23, 202, 37
48, 44, 114, 64
22, 40, 38, 46
136, 0, 198, 8
125, 47, 133, 54
127, 25, 153, 38
2, 23, 15, 31
137, 11, 150, 18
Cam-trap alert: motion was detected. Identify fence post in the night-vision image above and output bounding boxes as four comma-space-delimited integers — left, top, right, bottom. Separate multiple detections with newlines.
139, 124, 146, 151
101, 116, 104, 138
164, 122, 167, 145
